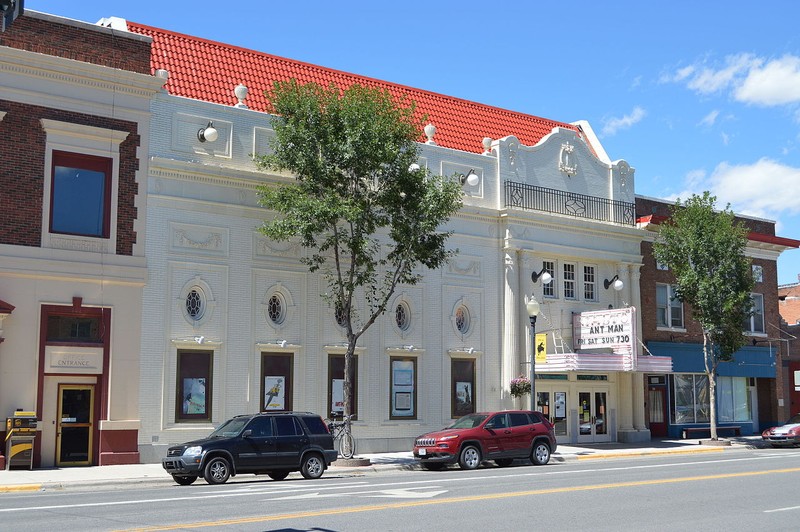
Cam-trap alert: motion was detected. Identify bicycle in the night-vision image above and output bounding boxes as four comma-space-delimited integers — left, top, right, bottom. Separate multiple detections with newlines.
326, 413, 356, 459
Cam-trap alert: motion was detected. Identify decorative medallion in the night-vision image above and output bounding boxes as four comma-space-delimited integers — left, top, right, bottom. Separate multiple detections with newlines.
559, 141, 578, 176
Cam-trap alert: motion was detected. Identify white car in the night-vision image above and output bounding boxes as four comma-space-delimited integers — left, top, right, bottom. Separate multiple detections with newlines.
761, 413, 800, 447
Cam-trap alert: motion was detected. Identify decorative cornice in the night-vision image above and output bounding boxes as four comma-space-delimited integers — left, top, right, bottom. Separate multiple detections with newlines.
0, 46, 162, 97
447, 348, 482, 357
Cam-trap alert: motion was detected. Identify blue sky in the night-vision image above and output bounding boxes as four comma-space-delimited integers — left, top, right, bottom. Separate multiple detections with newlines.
31, 1, 800, 284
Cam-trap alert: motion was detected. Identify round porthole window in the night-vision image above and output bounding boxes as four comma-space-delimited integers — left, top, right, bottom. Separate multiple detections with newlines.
185, 288, 205, 321
334, 302, 348, 328
267, 293, 285, 325
395, 302, 410, 331
455, 305, 470, 334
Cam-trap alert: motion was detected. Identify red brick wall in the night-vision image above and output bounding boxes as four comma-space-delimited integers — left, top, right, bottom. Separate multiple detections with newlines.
0, 14, 151, 74
0, 100, 140, 255
778, 283, 800, 325
639, 241, 780, 342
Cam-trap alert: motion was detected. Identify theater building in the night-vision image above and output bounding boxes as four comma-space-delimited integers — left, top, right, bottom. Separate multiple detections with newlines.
3, 10, 797, 466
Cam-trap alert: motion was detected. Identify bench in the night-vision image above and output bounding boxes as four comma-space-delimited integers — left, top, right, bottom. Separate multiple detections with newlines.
681, 425, 741, 439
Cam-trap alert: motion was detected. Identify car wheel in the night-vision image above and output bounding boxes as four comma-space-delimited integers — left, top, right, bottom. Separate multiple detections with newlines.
204, 456, 231, 484
495, 458, 514, 467
421, 462, 445, 471
172, 475, 198, 486
301, 453, 325, 479
458, 445, 481, 470
267, 471, 290, 481
531, 441, 551, 465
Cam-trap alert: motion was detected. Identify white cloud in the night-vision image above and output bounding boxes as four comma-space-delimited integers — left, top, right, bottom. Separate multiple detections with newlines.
675, 158, 800, 219
735, 55, 800, 105
669, 53, 800, 107
661, 65, 695, 84
685, 168, 707, 189
698, 110, 720, 127
601, 106, 646, 136
721, 132, 730, 145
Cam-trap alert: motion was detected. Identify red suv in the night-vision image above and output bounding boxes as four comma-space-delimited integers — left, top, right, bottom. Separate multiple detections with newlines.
413, 410, 556, 470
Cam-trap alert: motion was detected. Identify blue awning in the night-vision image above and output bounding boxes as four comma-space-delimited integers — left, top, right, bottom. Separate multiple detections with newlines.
646, 341, 776, 378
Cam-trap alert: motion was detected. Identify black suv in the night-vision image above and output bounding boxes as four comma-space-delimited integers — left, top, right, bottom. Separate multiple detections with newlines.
162, 412, 338, 485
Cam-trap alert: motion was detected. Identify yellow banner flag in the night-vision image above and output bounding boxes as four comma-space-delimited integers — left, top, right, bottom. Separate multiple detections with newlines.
535, 333, 547, 364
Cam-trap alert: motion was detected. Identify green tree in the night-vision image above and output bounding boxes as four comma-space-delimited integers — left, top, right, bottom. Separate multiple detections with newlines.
653, 192, 754, 440
255, 80, 463, 438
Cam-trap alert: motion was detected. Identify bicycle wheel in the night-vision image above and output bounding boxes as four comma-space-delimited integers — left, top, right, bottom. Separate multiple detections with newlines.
340, 431, 355, 459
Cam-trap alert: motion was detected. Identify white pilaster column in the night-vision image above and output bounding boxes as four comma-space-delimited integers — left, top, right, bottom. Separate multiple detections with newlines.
618, 372, 634, 430
633, 372, 647, 430
502, 247, 520, 408
629, 265, 648, 430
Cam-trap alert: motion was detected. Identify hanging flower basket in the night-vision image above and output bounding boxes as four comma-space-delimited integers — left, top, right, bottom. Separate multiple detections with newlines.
510, 376, 531, 398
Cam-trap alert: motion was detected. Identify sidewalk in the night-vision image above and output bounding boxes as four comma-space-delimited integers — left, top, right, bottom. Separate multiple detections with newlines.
0, 437, 765, 492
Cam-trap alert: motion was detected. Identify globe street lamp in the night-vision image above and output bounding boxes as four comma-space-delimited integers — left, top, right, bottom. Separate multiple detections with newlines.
526, 296, 540, 411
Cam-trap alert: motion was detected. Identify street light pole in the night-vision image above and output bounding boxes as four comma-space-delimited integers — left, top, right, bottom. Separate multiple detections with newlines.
526, 296, 540, 411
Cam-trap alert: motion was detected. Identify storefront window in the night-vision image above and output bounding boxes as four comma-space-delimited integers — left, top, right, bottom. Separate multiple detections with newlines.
262, 353, 293, 411
671, 374, 709, 424
390, 357, 416, 419
717, 376, 751, 422
176, 351, 213, 422
451, 359, 475, 418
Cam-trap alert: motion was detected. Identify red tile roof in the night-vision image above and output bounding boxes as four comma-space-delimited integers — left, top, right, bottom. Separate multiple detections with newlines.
126, 22, 578, 154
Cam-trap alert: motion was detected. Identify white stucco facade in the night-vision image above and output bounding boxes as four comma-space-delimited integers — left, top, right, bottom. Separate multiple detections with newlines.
138, 88, 656, 461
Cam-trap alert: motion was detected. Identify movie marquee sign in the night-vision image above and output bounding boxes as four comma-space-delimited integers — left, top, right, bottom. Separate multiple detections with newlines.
573, 307, 636, 353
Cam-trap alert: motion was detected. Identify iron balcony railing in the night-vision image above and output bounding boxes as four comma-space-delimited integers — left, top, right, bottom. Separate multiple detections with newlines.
504, 181, 635, 226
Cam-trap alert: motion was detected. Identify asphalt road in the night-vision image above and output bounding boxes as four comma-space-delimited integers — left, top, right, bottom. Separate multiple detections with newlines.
2, 446, 799, 531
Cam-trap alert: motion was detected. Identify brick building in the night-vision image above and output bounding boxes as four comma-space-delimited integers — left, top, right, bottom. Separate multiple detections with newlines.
778, 277, 800, 419
0, 11, 162, 467
637, 197, 800, 436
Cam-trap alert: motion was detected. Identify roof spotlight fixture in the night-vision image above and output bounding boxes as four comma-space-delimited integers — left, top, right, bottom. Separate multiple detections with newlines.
197, 121, 218, 143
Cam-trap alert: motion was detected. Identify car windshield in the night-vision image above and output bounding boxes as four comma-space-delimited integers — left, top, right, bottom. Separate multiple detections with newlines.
786, 414, 800, 425
446, 414, 488, 429
208, 417, 250, 438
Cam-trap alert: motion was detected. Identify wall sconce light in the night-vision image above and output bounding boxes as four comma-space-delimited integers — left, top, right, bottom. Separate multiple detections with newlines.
279, 339, 288, 348
604, 275, 624, 291
531, 267, 553, 285
459, 169, 480, 187
405, 344, 414, 352
194, 335, 205, 344
197, 121, 218, 143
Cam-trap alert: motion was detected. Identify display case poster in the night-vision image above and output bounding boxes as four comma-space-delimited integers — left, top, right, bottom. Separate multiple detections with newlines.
182, 378, 206, 415
264, 376, 285, 410
391, 360, 414, 417
331, 378, 344, 414
455, 381, 473, 416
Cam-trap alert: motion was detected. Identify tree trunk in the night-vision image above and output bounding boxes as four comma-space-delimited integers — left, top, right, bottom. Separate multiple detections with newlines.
703, 333, 718, 440
343, 338, 355, 438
